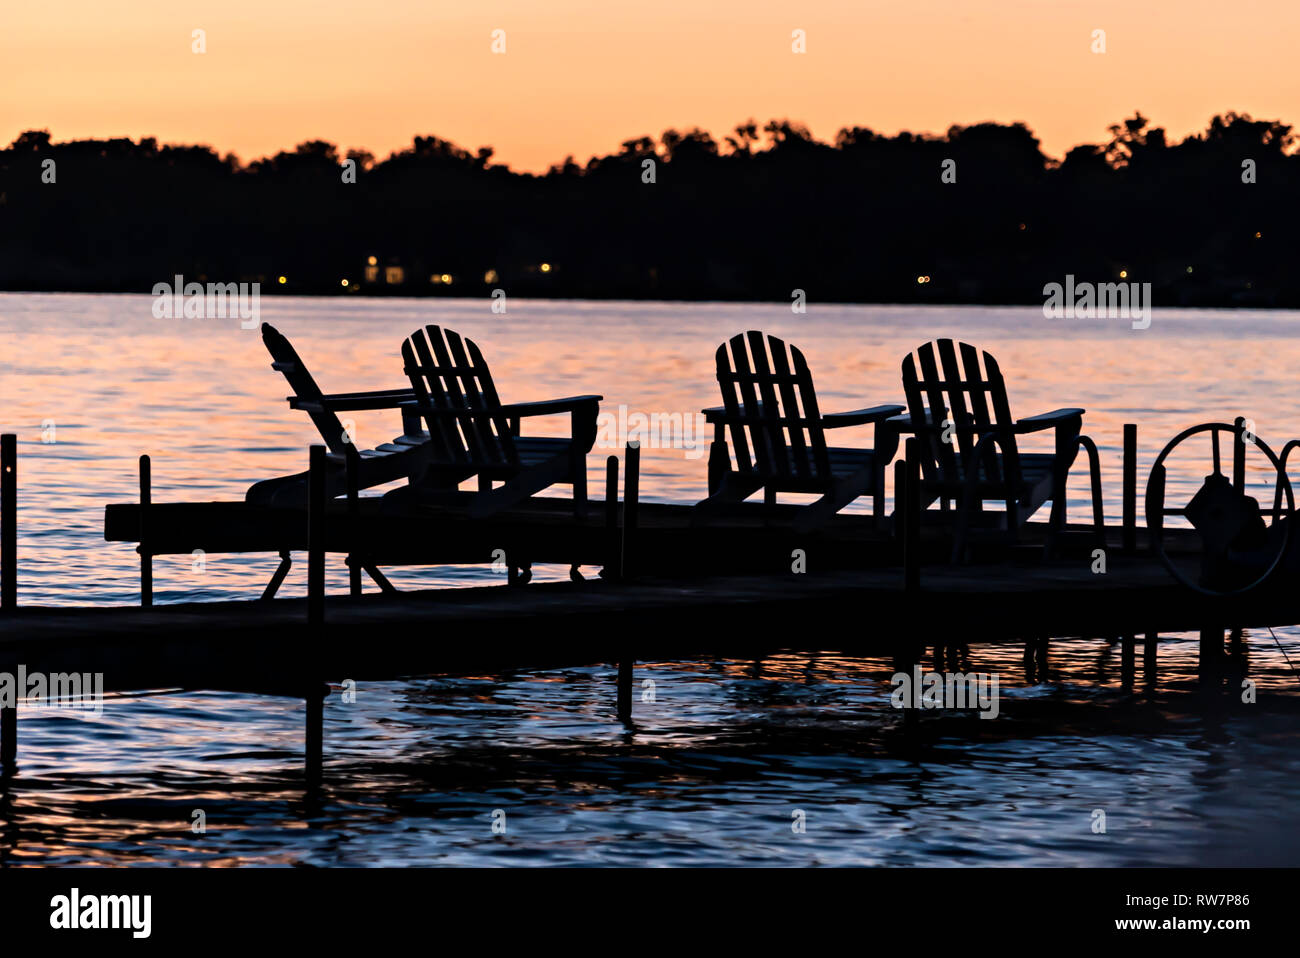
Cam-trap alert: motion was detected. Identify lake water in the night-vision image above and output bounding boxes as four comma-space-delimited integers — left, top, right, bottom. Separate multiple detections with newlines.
0, 293, 1298, 865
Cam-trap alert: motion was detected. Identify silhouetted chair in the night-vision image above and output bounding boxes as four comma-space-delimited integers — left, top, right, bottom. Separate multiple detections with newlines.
894, 339, 1104, 560
696, 331, 903, 531
397, 325, 601, 518
246, 323, 429, 508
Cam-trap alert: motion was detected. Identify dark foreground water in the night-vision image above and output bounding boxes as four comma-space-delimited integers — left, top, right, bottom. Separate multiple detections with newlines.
1, 295, 1298, 865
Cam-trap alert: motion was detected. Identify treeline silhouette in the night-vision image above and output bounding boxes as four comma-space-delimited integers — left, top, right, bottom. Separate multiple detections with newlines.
0, 113, 1295, 306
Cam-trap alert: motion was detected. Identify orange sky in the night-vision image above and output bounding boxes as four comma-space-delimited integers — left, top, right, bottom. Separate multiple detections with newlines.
4, 1, 1299, 172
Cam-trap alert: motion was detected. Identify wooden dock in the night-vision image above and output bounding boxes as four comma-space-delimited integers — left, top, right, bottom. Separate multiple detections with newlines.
1, 433, 1295, 785
5, 540, 1293, 698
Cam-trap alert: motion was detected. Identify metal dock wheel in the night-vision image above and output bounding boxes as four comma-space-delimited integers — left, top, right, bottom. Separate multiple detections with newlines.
1145, 419, 1294, 595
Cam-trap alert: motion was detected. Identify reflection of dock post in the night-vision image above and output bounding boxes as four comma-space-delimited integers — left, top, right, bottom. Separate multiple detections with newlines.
1199, 625, 1223, 680
138, 454, 152, 607
617, 658, 633, 722
1034, 636, 1050, 676
305, 444, 325, 787
1121, 634, 1136, 689
893, 640, 921, 729
0, 700, 13, 770
1143, 631, 1159, 687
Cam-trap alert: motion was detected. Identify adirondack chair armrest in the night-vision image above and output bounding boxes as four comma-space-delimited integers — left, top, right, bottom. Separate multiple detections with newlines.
883, 412, 936, 433
405, 396, 602, 445
821, 404, 906, 428
1013, 408, 1085, 433
291, 388, 418, 412
497, 395, 602, 418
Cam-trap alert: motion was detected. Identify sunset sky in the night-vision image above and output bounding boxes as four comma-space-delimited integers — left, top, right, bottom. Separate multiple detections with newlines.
4, 0, 1299, 172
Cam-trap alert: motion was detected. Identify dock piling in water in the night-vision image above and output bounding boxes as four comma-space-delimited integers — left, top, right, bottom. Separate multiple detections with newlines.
138, 454, 152, 607
604, 455, 620, 580
623, 442, 640, 580
2, 436, 16, 768
306, 445, 326, 784
346, 456, 361, 597
1122, 424, 1137, 553
1, 434, 15, 612
307, 445, 325, 629
901, 437, 920, 591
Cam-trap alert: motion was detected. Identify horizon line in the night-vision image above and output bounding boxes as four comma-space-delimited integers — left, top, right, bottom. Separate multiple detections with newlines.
8, 109, 1293, 173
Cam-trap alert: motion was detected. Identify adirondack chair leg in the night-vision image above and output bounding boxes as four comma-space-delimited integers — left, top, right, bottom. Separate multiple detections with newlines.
468, 454, 571, 519
793, 465, 874, 535
362, 561, 397, 594
261, 551, 293, 600
707, 440, 730, 495
508, 563, 533, 586
691, 474, 763, 524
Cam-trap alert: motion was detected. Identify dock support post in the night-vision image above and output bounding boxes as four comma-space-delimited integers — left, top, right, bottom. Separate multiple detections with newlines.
616, 657, 633, 722
623, 442, 640, 581
0, 438, 13, 762
306, 445, 326, 786
603, 456, 621, 580
138, 454, 152, 607
308, 445, 325, 629
1232, 418, 1247, 490
901, 438, 921, 590
1143, 631, 1158, 687
1, 434, 15, 612
346, 455, 361, 597
1122, 424, 1137, 553
0, 435, 12, 764
1121, 634, 1135, 689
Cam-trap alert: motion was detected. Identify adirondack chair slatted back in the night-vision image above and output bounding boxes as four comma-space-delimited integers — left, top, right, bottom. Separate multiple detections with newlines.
402, 325, 519, 467
262, 324, 352, 456
902, 340, 1022, 486
717, 331, 831, 483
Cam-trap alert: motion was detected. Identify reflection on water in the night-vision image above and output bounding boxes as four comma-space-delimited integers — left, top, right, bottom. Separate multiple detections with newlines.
0, 294, 1298, 866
